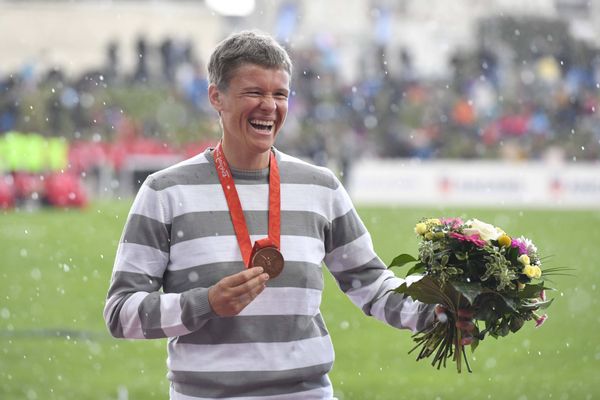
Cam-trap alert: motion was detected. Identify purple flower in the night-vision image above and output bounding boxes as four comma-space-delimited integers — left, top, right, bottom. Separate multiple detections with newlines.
449, 232, 487, 248
511, 239, 528, 255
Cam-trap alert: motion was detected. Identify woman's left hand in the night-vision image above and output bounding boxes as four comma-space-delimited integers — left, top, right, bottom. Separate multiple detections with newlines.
435, 305, 475, 345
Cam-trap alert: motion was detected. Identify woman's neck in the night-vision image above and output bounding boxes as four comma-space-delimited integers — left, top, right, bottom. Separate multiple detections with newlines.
220, 140, 270, 170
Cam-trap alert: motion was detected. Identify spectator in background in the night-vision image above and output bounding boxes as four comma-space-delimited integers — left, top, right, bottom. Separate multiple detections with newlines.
133, 36, 149, 83
105, 40, 120, 84
0, 76, 20, 132
160, 37, 175, 83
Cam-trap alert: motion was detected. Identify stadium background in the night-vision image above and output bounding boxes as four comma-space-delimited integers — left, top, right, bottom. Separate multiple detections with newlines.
1, 1, 599, 399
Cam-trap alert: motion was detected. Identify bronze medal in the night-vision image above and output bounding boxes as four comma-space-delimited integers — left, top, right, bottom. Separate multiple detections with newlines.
250, 246, 284, 279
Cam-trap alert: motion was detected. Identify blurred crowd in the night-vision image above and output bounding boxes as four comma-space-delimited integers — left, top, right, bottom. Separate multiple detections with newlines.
2, 24, 600, 208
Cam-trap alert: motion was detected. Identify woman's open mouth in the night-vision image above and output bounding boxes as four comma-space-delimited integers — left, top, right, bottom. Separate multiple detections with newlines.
249, 119, 274, 133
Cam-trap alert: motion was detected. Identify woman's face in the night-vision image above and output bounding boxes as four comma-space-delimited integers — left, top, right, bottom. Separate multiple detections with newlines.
209, 63, 290, 168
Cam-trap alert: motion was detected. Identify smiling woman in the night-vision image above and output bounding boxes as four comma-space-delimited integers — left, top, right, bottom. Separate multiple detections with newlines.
208, 64, 290, 170
206, 30, 292, 170
102, 30, 440, 400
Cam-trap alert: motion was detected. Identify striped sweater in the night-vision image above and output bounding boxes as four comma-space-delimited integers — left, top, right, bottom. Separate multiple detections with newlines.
103, 148, 435, 399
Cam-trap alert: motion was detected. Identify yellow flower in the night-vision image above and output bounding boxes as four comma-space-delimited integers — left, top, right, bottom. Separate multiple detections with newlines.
414, 223, 428, 235
425, 232, 434, 240
498, 234, 511, 247
434, 231, 446, 239
518, 254, 530, 266
532, 265, 542, 279
523, 264, 538, 278
426, 218, 441, 225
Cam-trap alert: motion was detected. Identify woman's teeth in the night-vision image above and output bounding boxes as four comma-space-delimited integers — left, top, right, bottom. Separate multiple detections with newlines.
249, 119, 274, 131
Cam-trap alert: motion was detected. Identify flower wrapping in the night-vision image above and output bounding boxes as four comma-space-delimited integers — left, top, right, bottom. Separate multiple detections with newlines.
390, 217, 559, 373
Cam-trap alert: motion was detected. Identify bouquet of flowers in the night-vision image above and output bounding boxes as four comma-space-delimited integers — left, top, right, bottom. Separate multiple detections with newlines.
390, 217, 561, 373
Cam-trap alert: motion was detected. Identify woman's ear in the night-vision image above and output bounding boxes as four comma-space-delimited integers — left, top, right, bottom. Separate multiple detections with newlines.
208, 84, 222, 113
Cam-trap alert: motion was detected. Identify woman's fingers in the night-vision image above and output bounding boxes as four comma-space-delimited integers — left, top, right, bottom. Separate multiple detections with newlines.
456, 319, 475, 332
208, 268, 270, 317
457, 308, 474, 320
456, 309, 475, 345
221, 267, 267, 290
435, 305, 476, 345
434, 304, 449, 323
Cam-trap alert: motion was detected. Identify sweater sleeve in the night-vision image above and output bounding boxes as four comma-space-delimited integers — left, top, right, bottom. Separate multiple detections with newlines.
103, 177, 216, 339
322, 175, 435, 333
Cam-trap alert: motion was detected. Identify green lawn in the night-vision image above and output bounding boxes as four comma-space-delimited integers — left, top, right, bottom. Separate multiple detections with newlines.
1, 202, 598, 399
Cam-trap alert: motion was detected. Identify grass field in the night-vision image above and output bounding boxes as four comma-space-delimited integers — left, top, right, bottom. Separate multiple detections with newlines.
1, 201, 599, 399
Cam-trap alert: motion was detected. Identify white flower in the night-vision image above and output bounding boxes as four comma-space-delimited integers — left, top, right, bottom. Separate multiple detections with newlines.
463, 219, 502, 242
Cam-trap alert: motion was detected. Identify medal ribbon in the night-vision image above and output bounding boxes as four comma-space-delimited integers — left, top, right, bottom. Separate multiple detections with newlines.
213, 142, 281, 268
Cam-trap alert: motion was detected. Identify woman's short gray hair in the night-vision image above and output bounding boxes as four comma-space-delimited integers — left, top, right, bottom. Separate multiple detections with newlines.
207, 30, 293, 90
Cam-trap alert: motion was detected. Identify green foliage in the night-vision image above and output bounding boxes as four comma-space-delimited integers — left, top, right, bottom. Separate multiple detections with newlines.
394, 276, 451, 306
481, 249, 517, 291
388, 253, 417, 268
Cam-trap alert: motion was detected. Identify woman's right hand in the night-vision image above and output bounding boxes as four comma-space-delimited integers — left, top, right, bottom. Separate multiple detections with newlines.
208, 267, 270, 317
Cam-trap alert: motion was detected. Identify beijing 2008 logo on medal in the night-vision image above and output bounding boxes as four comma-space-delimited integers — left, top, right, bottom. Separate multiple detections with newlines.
250, 246, 284, 279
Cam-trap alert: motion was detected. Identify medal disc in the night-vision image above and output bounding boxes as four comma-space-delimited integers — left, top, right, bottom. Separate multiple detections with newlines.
250, 247, 284, 279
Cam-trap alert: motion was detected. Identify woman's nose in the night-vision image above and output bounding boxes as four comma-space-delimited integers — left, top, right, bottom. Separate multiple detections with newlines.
260, 95, 277, 111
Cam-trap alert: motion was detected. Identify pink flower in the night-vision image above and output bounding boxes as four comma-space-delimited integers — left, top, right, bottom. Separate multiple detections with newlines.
534, 313, 548, 328
449, 232, 487, 247
440, 217, 463, 229
511, 239, 528, 255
